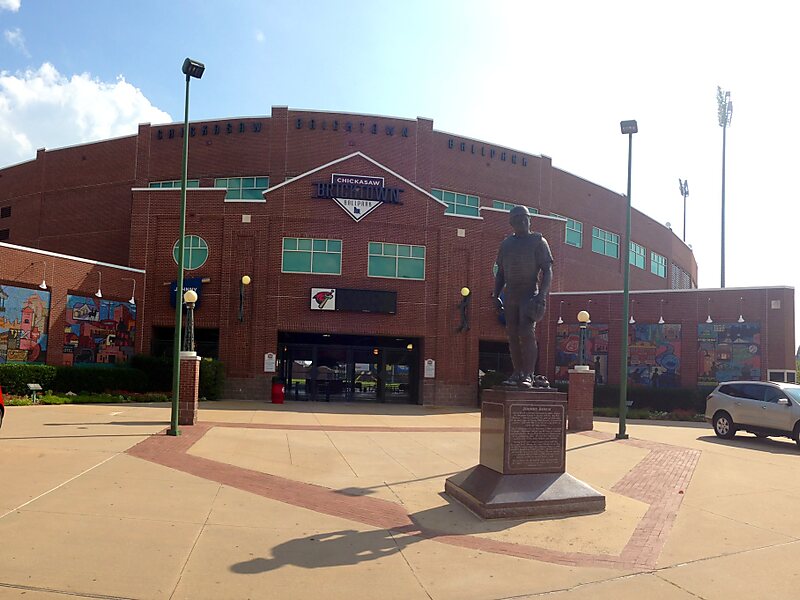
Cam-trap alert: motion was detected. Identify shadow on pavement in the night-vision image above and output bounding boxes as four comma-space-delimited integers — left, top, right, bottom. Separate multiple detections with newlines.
697, 434, 800, 455
209, 400, 479, 416
231, 529, 415, 573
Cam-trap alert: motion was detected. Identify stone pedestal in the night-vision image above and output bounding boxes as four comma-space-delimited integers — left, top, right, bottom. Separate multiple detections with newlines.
445, 388, 605, 519
178, 351, 201, 426
568, 367, 595, 431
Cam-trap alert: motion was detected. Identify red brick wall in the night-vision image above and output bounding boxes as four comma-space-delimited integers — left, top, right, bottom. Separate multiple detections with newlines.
0, 243, 145, 366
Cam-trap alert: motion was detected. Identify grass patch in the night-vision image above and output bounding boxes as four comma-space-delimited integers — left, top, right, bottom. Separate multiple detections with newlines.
594, 406, 705, 422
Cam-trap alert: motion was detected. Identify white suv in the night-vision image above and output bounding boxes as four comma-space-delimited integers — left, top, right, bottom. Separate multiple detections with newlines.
705, 381, 800, 447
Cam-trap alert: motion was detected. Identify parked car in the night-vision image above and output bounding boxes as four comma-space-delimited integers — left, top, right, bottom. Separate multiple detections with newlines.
705, 381, 800, 446
0, 384, 4, 429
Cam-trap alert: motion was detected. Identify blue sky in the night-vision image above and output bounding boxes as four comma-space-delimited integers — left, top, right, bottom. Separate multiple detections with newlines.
2, 0, 799, 343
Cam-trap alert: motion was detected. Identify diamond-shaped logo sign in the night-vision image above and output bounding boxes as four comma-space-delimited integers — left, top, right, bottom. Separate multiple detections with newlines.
312, 174, 403, 222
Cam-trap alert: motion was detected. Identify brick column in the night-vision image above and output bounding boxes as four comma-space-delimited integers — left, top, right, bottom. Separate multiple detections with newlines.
567, 367, 595, 431
178, 351, 201, 426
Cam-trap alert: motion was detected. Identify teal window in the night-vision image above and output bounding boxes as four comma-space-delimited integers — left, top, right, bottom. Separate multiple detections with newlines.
630, 241, 646, 269
149, 179, 200, 188
431, 188, 480, 217
552, 213, 583, 248
591, 227, 619, 258
651, 251, 667, 277
215, 176, 269, 200
368, 242, 425, 280
493, 200, 539, 214
172, 235, 209, 270
282, 237, 341, 274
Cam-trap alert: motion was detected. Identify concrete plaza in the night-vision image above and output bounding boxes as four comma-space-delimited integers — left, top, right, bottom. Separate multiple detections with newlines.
1, 400, 799, 599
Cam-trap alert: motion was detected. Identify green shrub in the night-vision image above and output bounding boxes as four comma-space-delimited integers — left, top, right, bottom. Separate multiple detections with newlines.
592, 385, 712, 414
199, 358, 225, 400
129, 355, 172, 392
51, 365, 149, 394
0, 364, 57, 395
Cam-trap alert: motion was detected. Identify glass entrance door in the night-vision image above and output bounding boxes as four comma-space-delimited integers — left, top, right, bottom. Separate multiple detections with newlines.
383, 348, 413, 403
352, 348, 379, 402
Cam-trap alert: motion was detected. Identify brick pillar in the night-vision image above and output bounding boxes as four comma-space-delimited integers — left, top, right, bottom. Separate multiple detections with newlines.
567, 367, 595, 431
178, 351, 201, 426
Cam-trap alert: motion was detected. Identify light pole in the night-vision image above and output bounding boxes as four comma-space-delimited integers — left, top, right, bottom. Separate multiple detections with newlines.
182, 289, 198, 353
717, 87, 733, 288
617, 119, 638, 440
169, 57, 205, 437
678, 178, 689, 242
577, 310, 590, 366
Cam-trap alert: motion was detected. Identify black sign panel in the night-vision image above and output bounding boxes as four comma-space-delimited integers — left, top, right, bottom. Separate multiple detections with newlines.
335, 288, 397, 315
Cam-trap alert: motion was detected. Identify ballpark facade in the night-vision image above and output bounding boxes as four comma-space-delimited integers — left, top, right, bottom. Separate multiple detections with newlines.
0, 107, 794, 405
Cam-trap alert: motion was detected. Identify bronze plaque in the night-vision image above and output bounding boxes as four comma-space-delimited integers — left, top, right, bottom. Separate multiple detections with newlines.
506, 402, 565, 474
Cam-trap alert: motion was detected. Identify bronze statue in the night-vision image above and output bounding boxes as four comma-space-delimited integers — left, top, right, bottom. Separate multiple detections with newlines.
492, 206, 553, 389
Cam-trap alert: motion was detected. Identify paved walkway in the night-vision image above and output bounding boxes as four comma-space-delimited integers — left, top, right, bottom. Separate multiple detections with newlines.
1, 400, 800, 599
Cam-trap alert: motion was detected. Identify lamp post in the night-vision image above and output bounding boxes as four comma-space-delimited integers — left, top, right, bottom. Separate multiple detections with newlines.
617, 119, 638, 440
717, 87, 733, 288
577, 310, 590, 366
169, 57, 205, 437
182, 289, 198, 352
678, 179, 689, 242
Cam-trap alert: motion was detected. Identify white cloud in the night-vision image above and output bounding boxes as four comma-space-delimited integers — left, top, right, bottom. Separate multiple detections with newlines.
0, 62, 171, 167
0, 0, 21, 11
255, 29, 265, 43
4, 28, 30, 56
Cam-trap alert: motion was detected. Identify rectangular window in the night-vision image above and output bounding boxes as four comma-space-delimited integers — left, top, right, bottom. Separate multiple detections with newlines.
591, 227, 619, 258
552, 213, 583, 248
651, 252, 667, 278
215, 176, 270, 200
492, 200, 539, 214
630, 241, 646, 269
282, 237, 341, 275
431, 188, 480, 217
0, 206, 10, 218
148, 180, 200, 188
0, 228, 9, 241
368, 242, 425, 280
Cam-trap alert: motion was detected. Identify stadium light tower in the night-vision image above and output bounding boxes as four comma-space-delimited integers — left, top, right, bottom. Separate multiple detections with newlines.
169, 58, 205, 437
678, 179, 689, 242
717, 87, 733, 288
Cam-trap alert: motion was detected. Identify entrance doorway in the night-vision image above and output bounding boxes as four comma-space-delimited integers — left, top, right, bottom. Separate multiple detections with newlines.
278, 332, 419, 404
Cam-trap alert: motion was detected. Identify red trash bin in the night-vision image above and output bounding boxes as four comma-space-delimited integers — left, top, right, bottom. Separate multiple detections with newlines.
271, 377, 285, 404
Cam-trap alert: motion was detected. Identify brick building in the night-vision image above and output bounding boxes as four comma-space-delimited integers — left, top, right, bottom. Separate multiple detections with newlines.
0, 107, 794, 404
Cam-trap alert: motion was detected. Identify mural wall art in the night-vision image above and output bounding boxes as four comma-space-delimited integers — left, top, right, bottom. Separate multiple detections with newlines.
628, 324, 681, 388
0, 284, 50, 363
63, 295, 136, 365
697, 322, 761, 384
555, 323, 608, 385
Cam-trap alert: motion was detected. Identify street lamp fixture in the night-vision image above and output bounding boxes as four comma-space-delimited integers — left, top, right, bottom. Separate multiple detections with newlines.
95, 271, 103, 298
577, 310, 590, 366
183, 289, 198, 353
170, 57, 205, 438
239, 275, 251, 322
617, 119, 638, 440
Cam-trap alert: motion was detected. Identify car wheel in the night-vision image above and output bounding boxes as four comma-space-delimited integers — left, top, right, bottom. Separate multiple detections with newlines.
713, 411, 736, 439
793, 423, 800, 448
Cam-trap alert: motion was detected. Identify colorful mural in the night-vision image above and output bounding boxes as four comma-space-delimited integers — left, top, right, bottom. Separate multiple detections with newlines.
628, 324, 681, 387
0, 284, 50, 363
697, 322, 761, 385
555, 323, 609, 385
63, 295, 136, 365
